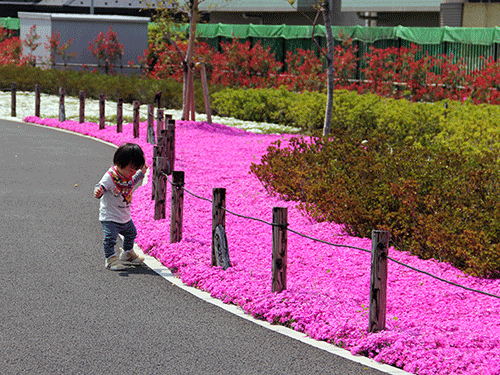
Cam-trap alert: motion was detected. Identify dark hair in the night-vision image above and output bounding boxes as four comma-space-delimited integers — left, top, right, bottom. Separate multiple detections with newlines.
113, 143, 145, 169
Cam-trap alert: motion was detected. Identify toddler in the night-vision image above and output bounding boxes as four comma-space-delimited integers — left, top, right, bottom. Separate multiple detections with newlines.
94, 143, 148, 270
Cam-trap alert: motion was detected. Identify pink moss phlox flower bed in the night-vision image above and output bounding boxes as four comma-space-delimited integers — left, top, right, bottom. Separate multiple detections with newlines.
25, 115, 500, 375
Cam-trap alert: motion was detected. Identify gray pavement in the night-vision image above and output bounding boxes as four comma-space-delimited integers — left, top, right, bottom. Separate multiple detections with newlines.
0, 119, 390, 375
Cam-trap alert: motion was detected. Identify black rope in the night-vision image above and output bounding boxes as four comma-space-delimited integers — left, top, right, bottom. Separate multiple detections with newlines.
287, 227, 372, 254
160, 171, 500, 300
221, 206, 278, 227
387, 256, 500, 300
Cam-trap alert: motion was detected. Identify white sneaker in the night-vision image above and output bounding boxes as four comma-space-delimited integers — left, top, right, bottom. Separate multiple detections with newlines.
105, 255, 126, 271
119, 248, 144, 265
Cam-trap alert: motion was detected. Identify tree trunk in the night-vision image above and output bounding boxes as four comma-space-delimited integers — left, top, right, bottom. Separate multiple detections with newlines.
182, 0, 198, 121
322, 0, 334, 136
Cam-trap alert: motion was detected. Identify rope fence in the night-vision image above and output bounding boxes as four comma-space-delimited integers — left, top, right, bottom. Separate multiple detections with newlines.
148, 105, 500, 334
8, 83, 500, 334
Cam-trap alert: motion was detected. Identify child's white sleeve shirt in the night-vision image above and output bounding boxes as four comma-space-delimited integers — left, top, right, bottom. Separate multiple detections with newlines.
94, 168, 144, 223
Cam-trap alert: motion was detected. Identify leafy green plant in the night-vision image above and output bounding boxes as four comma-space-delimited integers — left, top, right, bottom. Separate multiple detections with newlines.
251, 135, 500, 277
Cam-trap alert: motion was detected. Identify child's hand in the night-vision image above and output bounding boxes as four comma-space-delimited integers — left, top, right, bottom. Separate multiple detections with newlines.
94, 186, 104, 199
141, 164, 148, 175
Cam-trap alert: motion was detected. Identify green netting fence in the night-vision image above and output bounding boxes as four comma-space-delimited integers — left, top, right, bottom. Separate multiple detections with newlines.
157, 23, 500, 74
0, 17, 20, 30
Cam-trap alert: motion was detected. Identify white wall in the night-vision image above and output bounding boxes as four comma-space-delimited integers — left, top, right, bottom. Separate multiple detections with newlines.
19, 13, 149, 73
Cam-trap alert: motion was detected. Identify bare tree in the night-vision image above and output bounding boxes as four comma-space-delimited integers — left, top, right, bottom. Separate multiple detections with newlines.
287, 0, 335, 135
148, 0, 219, 120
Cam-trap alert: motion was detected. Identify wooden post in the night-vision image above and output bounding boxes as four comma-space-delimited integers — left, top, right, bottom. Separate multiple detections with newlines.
272, 207, 288, 293
151, 145, 159, 201
154, 91, 162, 108
166, 120, 175, 175
58, 87, 65, 122
155, 109, 164, 143
147, 103, 155, 144
189, 70, 196, 121
154, 156, 168, 220
212, 188, 226, 267
99, 94, 105, 129
170, 171, 185, 243
79, 90, 85, 123
133, 100, 140, 138
199, 63, 212, 124
35, 84, 41, 117
116, 98, 123, 133
10, 82, 16, 117
369, 230, 390, 333
157, 129, 167, 158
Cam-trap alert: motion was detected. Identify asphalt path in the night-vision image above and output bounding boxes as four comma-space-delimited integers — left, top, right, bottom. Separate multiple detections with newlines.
0, 119, 392, 375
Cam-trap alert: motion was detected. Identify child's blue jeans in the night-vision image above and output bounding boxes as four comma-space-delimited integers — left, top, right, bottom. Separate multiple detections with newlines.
100, 220, 137, 259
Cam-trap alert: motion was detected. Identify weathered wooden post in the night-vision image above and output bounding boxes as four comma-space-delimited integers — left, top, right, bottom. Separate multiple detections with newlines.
199, 63, 212, 124
154, 91, 162, 109
147, 103, 155, 144
166, 119, 175, 174
170, 171, 185, 243
99, 94, 105, 129
133, 100, 140, 138
79, 90, 85, 123
212, 188, 226, 267
154, 156, 168, 220
10, 82, 16, 117
369, 230, 390, 333
155, 109, 164, 143
151, 145, 159, 201
116, 98, 123, 133
35, 84, 41, 117
190, 72, 196, 121
58, 87, 65, 122
272, 207, 288, 293
157, 129, 167, 158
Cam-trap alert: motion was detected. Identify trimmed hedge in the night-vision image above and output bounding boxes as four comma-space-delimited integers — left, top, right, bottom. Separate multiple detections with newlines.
0, 64, 222, 111
251, 135, 500, 278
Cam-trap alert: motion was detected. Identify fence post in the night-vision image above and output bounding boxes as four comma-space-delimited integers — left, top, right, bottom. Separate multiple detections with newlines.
116, 98, 123, 133
199, 63, 212, 124
369, 230, 390, 333
212, 188, 226, 267
99, 94, 105, 129
272, 207, 288, 293
35, 84, 41, 117
58, 87, 65, 122
10, 82, 16, 117
166, 119, 175, 174
154, 91, 162, 108
154, 156, 168, 220
133, 100, 140, 138
79, 90, 85, 123
156, 109, 164, 142
151, 145, 159, 201
147, 103, 155, 144
170, 171, 184, 243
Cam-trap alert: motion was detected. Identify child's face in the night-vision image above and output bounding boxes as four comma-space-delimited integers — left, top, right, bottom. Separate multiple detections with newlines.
116, 164, 139, 179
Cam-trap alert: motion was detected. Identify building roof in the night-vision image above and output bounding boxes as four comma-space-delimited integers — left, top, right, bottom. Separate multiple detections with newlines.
198, 0, 297, 12
341, 0, 443, 12
29, 0, 302, 10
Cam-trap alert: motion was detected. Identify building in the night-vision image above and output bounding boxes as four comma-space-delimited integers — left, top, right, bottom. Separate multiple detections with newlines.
0, 0, 363, 26
341, 0, 443, 27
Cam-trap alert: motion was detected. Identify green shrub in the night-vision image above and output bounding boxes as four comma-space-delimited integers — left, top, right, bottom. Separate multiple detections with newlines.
0, 64, 211, 111
251, 135, 500, 277
211, 86, 325, 131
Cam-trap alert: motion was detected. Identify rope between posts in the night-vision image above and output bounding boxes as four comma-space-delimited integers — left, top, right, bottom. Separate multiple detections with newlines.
387, 256, 500, 300
161, 172, 500, 300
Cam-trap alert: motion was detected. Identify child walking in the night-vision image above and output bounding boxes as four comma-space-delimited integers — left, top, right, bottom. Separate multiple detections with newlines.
94, 143, 148, 270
